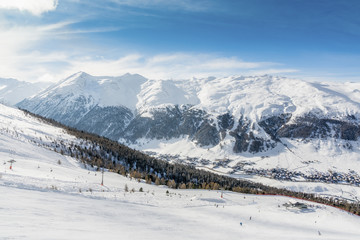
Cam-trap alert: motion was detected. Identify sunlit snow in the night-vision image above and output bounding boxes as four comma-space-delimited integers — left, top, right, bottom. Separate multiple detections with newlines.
0, 104, 360, 239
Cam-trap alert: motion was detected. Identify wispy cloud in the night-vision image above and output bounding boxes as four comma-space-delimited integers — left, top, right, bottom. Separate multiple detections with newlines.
53, 27, 123, 35
0, 20, 71, 82
247, 68, 299, 76
0, 0, 303, 84
47, 53, 296, 81
0, 16, 126, 82
0, 0, 58, 16
0, 18, 299, 84
38, 21, 76, 31
108, 0, 213, 12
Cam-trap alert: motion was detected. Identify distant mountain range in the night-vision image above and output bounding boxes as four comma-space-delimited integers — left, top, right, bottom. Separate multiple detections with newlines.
15, 72, 360, 171
0, 77, 50, 106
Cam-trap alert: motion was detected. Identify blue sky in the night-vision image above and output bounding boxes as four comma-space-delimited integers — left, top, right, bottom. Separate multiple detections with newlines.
0, 0, 359, 82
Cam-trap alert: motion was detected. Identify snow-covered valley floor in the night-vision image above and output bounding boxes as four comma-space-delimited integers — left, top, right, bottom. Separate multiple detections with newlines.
0, 104, 360, 239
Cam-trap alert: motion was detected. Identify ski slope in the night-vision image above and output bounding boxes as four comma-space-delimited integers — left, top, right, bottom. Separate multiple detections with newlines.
0, 104, 360, 239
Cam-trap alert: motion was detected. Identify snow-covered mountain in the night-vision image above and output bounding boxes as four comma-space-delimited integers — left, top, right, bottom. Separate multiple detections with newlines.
0, 77, 49, 106
1, 103, 360, 239
17, 72, 360, 180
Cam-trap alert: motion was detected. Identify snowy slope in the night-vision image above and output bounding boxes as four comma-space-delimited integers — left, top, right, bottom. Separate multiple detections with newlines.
0, 78, 49, 106
21, 73, 360, 119
195, 75, 360, 121
17, 72, 146, 128
0, 104, 360, 239
27, 71, 147, 110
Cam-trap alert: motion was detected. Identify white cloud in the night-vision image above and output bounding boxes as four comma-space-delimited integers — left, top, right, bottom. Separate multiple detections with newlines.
0, 0, 58, 16
0, 20, 72, 82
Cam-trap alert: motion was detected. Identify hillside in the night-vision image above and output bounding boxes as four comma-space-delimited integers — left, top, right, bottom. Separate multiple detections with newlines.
0, 104, 360, 239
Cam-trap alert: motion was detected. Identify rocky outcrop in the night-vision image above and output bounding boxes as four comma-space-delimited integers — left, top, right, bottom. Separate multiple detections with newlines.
276, 114, 360, 141
230, 117, 276, 153
121, 105, 220, 146
258, 113, 292, 140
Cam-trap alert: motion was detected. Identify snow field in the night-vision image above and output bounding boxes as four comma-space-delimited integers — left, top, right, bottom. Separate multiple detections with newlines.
2, 162, 360, 240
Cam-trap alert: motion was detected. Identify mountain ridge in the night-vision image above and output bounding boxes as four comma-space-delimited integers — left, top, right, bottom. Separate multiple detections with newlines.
17, 72, 360, 169
0, 77, 50, 106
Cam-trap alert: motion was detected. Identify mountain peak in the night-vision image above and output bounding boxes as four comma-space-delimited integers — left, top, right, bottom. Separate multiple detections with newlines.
68, 71, 92, 80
